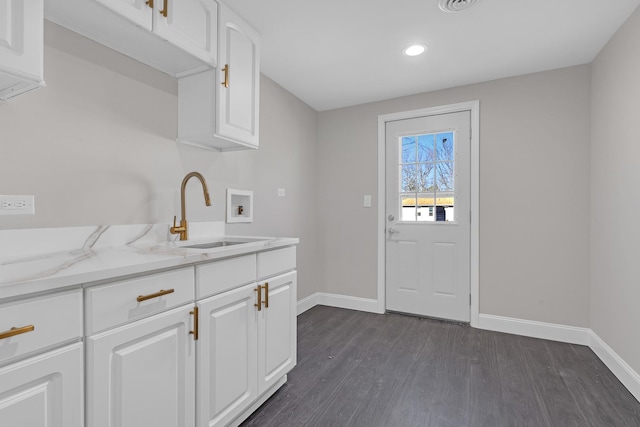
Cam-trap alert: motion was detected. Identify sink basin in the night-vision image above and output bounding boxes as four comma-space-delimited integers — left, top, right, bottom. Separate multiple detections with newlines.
183, 241, 245, 249
180, 237, 268, 250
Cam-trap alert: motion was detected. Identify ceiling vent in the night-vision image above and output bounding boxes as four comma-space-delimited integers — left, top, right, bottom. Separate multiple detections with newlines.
438, 0, 479, 12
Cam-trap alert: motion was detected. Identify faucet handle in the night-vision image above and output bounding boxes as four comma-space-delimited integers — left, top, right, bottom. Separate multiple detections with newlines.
172, 215, 177, 228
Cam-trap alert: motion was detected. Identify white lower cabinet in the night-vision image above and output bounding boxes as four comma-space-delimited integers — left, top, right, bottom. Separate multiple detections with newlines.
197, 283, 258, 427
86, 304, 196, 427
257, 272, 297, 395
0, 343, 84, 427
195, 252, 297, 427
0, 288, 84, 426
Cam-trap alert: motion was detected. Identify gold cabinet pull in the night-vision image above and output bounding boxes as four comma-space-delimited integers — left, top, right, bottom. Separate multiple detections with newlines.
159, 0, 168, 17
221, 64, 229, 88
189, 307, 199, 340
263, 282, 269, 308
145, 0, 153, 8
0, 325, 35, 340
137, 288, 175, 302
254, 285, 262, 311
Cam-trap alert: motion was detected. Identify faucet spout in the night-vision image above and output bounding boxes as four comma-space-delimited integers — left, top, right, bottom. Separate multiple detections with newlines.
170, 171, 212, 241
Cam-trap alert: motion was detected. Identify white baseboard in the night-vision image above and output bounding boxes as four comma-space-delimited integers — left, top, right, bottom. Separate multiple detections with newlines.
296, 293, 318, 315
589, 331, 640, 402
477, 313, 639, 403
297, 292, 379, 316
477, 313, 591, 345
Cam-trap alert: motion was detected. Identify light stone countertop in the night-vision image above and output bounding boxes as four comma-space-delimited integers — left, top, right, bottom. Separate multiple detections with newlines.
0, 222, 298, 301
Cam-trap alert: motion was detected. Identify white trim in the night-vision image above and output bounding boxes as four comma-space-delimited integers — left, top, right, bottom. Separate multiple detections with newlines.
296, 293, 318, 315
377, 101, 480, 324
297, 292, 379, 315
589, 331, 640, 402
477, 314, 591, 345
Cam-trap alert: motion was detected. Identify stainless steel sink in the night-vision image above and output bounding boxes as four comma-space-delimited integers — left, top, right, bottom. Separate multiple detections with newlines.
182, 241, 245, 249
180, 237, 268, 250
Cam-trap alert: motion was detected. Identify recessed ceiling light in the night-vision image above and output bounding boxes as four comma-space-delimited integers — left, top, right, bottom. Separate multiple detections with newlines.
404, 44, 427, 57
439, 0, 479, 13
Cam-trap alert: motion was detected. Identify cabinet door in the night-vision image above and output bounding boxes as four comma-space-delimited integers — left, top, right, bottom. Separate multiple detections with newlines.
95, 0, 152, 31
258, 271, 297, 395
154, 0, 217, 66
216, 3, 260, 147
87, 305, 196, 427
0, 343, 83, 427
0, 0, 44, 99
197, 283, 258, 427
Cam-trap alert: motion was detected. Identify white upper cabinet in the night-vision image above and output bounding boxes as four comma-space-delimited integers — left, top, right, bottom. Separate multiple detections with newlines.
216, 2, 260, 147
45, 0, 217, 77
177, 0, 260, 151
0, 0, 45, 100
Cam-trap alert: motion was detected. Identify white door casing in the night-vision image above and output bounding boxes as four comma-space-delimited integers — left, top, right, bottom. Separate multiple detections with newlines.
377, 101, 480, 326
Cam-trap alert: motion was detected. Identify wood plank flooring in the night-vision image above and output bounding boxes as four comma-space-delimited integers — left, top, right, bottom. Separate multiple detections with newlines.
241, 306, 640, 427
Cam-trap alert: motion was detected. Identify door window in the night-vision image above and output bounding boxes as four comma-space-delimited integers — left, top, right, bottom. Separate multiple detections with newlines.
399, 131, 455, 222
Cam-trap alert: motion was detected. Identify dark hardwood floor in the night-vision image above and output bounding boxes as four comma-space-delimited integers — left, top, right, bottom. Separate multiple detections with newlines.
242, 306, 640, 427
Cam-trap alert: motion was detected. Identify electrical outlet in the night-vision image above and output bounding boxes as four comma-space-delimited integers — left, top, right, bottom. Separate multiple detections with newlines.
0, 195, 35, 215
277, 188, 286, 197
364, 195, 372, 208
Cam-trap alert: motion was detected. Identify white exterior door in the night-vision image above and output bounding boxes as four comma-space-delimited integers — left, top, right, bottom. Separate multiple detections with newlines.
197, 283, 258, 427
0, 343, 83, 427
385, 111, 471, 322
257, 271, 297, 395
86, 305, 195, 427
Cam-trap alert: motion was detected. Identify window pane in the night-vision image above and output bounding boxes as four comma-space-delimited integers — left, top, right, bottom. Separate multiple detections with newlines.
436, 132, 454, 161
417, 134, 434, 162
418, 163, 435, 192
416, 193, 435, 222
400, 194, 417, 221
401, 136, 416, 163
435, 194, 455, 222
436, 162, 454, 191
401, 165, 417, 192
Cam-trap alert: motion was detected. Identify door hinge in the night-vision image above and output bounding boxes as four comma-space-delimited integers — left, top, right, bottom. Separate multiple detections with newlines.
469, 294, 472, 306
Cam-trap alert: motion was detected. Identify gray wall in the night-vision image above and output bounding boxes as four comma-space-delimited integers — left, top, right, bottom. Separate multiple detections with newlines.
0, 22, 319, 300
590, 7, 640, 374
318, 65, 592, 327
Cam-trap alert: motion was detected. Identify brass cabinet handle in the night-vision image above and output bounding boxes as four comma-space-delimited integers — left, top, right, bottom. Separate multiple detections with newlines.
254, 285, 262, 311
189, 307, 199, 340
137, 288, 175, 302
146, 0, 153, 8
263, 282, 269, 308
0, 325, 35, 340
221, 64, 229, 88
160, 0, 168, 17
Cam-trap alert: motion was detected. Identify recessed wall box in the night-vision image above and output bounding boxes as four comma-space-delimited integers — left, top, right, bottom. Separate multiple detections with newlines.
226, 189, 253, 223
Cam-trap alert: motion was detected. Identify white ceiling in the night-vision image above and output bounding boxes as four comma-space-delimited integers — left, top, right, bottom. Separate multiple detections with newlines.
227, 0, 640, 111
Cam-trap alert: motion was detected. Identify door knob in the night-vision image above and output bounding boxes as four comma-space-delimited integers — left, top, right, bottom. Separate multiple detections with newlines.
388, 227, 400, 235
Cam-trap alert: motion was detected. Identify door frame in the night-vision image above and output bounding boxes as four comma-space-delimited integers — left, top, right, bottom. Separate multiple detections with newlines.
377, 101, 480, 327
